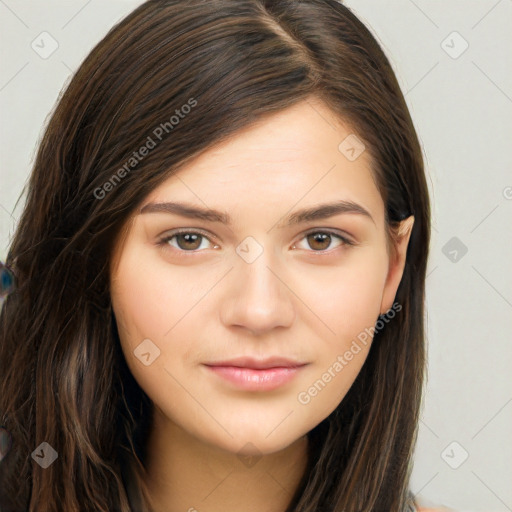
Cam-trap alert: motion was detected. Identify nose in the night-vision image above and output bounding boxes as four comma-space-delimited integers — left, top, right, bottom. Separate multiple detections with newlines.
219, 249, 295, 336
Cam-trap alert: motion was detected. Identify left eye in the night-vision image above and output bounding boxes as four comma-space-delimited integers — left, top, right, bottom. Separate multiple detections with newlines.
158, 229, 353, 253
295, 231, 353, 252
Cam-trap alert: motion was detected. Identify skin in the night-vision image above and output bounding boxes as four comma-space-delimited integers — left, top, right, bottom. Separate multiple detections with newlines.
110, 97, 415, 512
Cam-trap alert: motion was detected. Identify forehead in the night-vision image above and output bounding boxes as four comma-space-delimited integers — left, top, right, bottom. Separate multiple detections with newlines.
144, 99, 383, 222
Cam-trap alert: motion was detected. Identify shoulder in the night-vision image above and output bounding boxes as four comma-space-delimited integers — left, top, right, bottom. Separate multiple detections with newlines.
417, 507, 452, 512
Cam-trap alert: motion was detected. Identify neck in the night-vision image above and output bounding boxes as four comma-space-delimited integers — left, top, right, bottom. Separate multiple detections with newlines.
142, 407, 309, 512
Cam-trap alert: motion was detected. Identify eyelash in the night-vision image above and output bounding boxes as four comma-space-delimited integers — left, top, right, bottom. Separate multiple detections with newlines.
157, 228, 355, 255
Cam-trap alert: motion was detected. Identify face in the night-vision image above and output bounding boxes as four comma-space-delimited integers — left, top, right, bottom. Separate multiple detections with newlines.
110, 97, 413, 457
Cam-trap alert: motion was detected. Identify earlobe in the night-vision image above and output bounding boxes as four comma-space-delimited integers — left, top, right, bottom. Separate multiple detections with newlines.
379, 215, 415, 315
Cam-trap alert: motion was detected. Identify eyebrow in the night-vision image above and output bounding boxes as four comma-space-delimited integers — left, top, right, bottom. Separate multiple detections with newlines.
139, 199, 375, 227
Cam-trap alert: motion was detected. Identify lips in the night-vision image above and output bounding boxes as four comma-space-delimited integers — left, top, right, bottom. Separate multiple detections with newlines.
203, 356, 309, 391
203, 356, 307, 370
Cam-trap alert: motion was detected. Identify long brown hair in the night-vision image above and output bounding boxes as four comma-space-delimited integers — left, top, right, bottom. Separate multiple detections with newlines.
0, 0, 430, 510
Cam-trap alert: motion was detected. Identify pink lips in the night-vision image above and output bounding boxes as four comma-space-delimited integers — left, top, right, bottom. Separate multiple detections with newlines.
203, 356, 308, 391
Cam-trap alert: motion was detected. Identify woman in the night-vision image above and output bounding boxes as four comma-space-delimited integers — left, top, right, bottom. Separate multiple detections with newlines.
0, 0, 440, 510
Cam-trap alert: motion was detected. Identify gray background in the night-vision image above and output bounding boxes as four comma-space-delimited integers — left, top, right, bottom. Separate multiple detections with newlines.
1, 1, 511, 510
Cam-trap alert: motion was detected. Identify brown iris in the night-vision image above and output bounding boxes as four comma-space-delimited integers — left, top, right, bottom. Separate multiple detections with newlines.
306, 232, 332, 251
175, 233, 203, 250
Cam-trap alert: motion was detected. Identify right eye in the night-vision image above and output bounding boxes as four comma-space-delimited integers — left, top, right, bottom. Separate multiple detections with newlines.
158, 229, 219, 253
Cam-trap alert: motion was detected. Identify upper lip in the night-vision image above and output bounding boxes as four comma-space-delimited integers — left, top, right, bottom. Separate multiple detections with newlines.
203, 356, 308, 370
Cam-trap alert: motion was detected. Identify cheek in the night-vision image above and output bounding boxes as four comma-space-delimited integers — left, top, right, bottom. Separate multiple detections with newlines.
336, 269, 384, 333
111, 265, 181, 417
111, 279, 161, 346
302, 250, 388, 343
294, 265, 384, 419
110, 251, 172, 386
111, 248, 180, 340
110, 248, 205, 391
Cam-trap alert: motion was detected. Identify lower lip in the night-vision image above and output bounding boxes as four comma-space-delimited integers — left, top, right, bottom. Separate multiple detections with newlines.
204, 365, 305, 391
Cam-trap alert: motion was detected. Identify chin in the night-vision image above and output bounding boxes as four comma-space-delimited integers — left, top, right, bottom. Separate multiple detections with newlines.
194, 422, 305, 457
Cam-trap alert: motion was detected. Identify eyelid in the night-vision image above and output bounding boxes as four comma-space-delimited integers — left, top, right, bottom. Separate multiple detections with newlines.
158, 227, 218, 245
293, 228, 356, 253
300, 227, 355, 244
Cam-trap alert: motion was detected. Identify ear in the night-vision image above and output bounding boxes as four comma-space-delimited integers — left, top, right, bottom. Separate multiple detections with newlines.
379, 215, 414, 314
